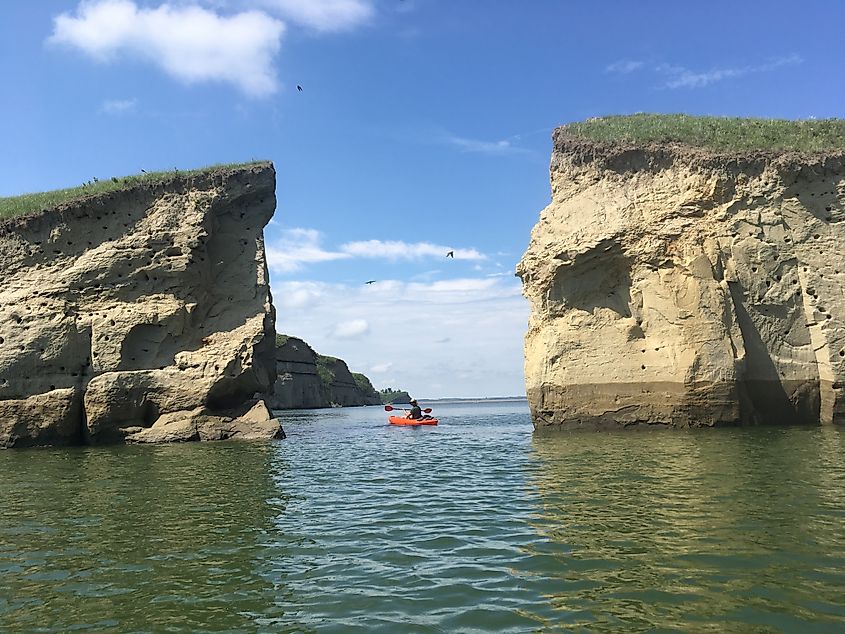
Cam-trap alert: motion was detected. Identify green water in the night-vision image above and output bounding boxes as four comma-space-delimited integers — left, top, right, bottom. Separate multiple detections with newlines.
1, 402, 844, 632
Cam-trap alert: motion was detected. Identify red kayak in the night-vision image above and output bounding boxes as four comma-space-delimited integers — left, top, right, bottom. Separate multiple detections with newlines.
388, 415, 439, 426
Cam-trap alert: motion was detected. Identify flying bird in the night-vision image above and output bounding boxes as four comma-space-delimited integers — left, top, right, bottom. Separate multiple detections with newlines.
446, 251, 454, 258
297, 85, 303, 92
140, 169, 147, 174
365, 280, 377, 285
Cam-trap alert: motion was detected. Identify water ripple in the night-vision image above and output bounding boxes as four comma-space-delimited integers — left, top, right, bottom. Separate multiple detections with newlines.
1, 404, 844, 632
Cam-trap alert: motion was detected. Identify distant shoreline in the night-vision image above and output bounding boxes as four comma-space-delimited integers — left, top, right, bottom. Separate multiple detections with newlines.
418, 396, 528, 404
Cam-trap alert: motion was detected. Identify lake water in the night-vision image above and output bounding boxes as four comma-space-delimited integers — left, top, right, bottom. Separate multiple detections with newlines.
2, 401, 844, 632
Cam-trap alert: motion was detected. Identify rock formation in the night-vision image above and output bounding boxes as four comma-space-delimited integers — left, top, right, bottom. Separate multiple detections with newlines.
266, 336, 382, 409
518, 127, 845, 428
0, 163, 283, 447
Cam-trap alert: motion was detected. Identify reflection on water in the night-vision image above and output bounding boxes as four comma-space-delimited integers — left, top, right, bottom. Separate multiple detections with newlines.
0, 443, 299, 632
1, 403, 844, 632
527, 427, 845, 632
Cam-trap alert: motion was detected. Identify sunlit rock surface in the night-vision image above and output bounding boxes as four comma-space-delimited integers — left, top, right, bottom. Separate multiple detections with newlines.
0, 163, 281, 447
517, 130, 845, 428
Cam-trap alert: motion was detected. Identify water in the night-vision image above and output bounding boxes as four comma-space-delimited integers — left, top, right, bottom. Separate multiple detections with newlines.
1, 401, 844, 632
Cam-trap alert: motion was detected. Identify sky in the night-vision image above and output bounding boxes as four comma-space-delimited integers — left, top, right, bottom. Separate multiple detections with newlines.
2, 1, 844, 398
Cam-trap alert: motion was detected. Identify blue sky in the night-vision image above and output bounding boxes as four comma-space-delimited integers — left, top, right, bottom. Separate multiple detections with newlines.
2, 0, 843, 398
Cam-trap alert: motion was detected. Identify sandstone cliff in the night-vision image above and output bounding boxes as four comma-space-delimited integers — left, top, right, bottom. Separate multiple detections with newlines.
266, 336, 382, 409
0, 163, 282, 447
518, 123, 845, 428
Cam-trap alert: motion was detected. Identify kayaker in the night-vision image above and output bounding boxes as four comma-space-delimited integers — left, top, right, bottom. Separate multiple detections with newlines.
407, 399, 433, 421
407, 399, 422, 419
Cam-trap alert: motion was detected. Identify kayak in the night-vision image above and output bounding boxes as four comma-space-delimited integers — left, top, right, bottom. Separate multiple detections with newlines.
388, 415, 439, 426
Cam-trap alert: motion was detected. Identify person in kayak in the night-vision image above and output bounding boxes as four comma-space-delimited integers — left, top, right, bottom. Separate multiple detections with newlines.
407, 399, 433, 420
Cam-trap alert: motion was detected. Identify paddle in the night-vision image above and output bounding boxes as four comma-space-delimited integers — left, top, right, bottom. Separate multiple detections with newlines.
384, 405, 432, 413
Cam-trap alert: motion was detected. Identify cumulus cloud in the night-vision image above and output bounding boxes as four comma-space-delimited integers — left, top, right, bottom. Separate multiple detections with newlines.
256, 0, 373, 31
49, 0, 285, 97
266, 228, 348, 272
273, 276, 528, 398
330, 318, 370, 339
100, 98, 137, 114
265, 227, 488, 273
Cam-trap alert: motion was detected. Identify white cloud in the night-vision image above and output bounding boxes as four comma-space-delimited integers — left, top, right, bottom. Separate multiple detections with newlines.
101, 98, 137, 114
443, 134, 529, 156
266, 228, 348, 272
341, 240, 486, 261
330, 318, 370, 339
265, 228, 488, 273
657, 54, 802, 89
256, 0, 373, 31
273, 277, 528, 398
49, 0, 285, 97
605, 59, 643, 74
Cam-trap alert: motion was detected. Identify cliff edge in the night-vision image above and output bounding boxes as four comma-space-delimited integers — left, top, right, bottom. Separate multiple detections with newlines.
517, 115, 845, 428
0, 163, 282, 447
266, 336, 382, 409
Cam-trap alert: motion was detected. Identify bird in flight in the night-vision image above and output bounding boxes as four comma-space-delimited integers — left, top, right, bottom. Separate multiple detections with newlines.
365, 280, 377, 285
446, 251, 454, 258
297, 85, 303, 92
140, 169, 147, 174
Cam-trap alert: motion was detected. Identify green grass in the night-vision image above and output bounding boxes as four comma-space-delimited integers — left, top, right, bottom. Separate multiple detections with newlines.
0, 161, 267, 221
275, 334, 290, 348
563, 114, 845, 153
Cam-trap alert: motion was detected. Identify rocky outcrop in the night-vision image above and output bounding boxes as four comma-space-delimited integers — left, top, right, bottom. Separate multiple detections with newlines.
267, 337, 326, 409
321, 356, 381, 407
0, 163, 282, 447
517, 128, 845, 429
266, 337, 381, 409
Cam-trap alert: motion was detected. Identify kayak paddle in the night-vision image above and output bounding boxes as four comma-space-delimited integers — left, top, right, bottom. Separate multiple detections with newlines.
384, 405, 432, 413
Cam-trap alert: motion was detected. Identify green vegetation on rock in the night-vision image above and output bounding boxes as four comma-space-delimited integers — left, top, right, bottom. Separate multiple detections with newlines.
0, 161, 268, 221
275, 334, 290, 347
380, 388, 411, 405
563, 114, 845, 153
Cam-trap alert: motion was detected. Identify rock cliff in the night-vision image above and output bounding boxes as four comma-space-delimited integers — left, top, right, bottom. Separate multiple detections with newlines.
518, 124, 845, 428
266, 336, 382, 409
0, 163, 282, 447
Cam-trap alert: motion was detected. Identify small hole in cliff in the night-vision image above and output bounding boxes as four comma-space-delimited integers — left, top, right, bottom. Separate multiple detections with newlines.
840, 351, 844, 357
814, 234, 821, 239
793, 279, 798, 285
641, 365, 646, 370
49, 385, 55, 391
826, 314, 832, 319
0, 337, 3, 344
784, 237, 791, 242
826, 206, 832, 212
104, 335, 110, 341
110, 319, 115, 326
776, 275, 782, 281
752, 267, 758, 272
59, 366, 65, 371
765, 281, 771, 287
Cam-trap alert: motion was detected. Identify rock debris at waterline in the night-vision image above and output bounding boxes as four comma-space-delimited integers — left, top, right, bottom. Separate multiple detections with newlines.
518, 122, 845, 429
0, 163, 283, 447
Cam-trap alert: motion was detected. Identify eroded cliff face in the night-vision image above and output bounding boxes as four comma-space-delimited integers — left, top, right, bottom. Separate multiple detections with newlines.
0, 163, 282, 447
267, 337, 326, 409
265, 337, 382, 409
517, 131, 845, 428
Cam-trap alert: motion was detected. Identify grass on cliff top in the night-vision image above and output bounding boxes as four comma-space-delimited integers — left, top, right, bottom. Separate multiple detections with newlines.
0, 161, 267, 221
564, 114, 845, 152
